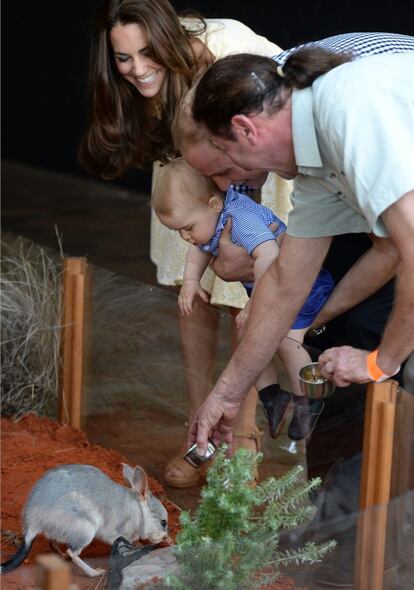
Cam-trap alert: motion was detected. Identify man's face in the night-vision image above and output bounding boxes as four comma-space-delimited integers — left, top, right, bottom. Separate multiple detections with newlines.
182, 141, 269, 191
210, 135, 297, 181
208, 105, 298, 181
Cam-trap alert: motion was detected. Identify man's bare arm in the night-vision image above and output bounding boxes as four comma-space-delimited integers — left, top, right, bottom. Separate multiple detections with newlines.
377, 191, 414, 372
191, 234, 332, 452
313, 235, 399, 327
319, 191, 414, 384
211, 217, 254, 282
211, 218, 282, 283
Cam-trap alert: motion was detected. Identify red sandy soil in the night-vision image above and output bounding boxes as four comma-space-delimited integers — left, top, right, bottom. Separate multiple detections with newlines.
1, 414, 180, 589
1, 414, 304, 590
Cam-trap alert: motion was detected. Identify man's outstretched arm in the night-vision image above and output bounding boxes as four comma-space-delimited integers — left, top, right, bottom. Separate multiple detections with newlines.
190, 234, 332, 453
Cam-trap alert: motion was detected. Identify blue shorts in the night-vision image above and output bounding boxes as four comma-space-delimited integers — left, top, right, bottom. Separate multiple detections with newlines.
291, 268, 334, 329
244, 267, 334, 330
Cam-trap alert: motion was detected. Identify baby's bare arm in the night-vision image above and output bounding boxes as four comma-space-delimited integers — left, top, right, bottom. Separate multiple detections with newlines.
236, 240, 280, 332
179, 246, 212, 315
251, 240, 280, 284
183, 245, 211, 282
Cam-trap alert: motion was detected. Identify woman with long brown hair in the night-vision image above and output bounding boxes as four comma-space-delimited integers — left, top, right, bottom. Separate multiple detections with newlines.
79, 0, 291, 488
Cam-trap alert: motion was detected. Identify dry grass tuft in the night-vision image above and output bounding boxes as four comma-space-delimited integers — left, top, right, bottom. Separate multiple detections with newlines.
1, 236, 63, 419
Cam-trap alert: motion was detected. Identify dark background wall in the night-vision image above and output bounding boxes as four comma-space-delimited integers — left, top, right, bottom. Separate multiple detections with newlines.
2, 1, 413, 193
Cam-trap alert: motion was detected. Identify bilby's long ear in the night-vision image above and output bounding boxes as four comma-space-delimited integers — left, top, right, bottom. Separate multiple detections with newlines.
131, 466, 149, 500
122, 463, 135, 486
208, 195, 224, 213
231, 114, 258, 146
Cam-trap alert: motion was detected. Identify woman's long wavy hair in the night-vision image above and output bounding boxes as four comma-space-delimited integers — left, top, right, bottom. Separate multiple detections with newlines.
192, 47, 351, 139
79, 0, 212, 179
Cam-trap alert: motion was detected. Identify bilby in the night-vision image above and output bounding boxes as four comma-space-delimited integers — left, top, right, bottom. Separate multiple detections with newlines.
1, 463, 170, 577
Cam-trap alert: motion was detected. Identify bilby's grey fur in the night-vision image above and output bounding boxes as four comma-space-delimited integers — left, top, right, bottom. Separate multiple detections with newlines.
0, 463, 169, 577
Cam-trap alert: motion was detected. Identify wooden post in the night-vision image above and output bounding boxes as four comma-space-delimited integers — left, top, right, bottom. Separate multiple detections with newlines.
36, 554, 70, 590
354, 380, 398, 590
58, 258, 91, 429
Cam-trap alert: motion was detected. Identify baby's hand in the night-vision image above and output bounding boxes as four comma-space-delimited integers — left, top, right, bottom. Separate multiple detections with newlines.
179, 280, 210, 315
236, 300, 251, 331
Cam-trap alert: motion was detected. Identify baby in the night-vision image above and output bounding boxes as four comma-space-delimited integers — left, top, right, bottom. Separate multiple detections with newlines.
152, 159, 334, 440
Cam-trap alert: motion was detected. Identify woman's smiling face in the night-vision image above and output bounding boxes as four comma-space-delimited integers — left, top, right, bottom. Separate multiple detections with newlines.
110, 22, 167, 98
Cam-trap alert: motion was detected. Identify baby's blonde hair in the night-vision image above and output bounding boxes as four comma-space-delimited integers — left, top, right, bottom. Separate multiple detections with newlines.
152, 157, 221, 217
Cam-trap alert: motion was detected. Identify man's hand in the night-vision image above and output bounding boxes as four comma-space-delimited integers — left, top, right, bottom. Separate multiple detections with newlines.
212, 218, 281, 282
318, 346, 372, 387
187, 389, 244, 455
211, 217, 254, 282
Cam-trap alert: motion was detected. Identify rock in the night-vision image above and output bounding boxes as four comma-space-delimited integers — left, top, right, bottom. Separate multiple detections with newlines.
120, 547, 179, 589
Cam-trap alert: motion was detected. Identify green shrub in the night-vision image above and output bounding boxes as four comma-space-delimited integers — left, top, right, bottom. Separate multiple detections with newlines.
167, 446, 335, 590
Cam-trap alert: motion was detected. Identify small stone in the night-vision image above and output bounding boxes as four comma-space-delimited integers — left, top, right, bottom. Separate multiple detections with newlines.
120, 547, 179, 590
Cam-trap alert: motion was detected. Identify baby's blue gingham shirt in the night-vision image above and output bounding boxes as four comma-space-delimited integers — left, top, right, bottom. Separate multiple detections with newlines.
199, 188, 286, 289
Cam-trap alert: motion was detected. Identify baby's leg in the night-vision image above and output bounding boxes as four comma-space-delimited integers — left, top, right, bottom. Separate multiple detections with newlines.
277, 328, 310, 396
254, 358, 293, 439
278, 329, 324, 441
234, 312, 290, 439
255, 360, 278, 391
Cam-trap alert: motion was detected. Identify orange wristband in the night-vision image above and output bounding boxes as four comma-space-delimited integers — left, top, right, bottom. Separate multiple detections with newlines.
366, 350, 399, 382
367, 350, 385, 381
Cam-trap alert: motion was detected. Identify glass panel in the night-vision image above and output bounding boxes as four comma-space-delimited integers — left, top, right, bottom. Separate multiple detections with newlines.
83, 265, 308, 510
2, 232, 413, 588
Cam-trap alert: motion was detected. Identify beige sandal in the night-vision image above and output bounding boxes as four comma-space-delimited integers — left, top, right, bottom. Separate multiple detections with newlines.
233, 428, 263, 484
164, 453, 207, 489
165, 428, 263, 488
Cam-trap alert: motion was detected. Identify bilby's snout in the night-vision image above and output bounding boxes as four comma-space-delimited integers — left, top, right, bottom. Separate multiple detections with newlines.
147, 530, 171, 544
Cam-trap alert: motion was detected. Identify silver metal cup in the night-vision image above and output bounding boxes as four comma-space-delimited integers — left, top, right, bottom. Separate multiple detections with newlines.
183, 440, 217, 468
298, 362, 335, 399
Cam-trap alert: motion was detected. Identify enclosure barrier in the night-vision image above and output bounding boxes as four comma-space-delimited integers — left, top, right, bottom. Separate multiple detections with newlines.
58, 257, 91, 429
354, 379, 413, 590
54, 258, 411, 588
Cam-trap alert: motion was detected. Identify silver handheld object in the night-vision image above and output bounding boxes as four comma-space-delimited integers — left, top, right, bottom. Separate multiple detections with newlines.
183, 440, 217, 468
299, 362, 335, 399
